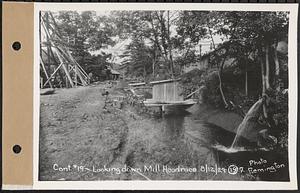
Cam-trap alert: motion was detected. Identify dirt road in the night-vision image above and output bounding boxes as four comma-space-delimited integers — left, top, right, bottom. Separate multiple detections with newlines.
40, 84, 130, 180
39, 84, 243, 181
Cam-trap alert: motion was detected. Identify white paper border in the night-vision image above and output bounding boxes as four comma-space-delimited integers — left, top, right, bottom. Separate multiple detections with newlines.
33, 3, 298, 190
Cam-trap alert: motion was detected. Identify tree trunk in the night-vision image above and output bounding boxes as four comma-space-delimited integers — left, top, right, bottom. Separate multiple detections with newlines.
149, 13, 167, 62
245, 70, 248, 96
152, 51, 156, 77
156, 12, 169, 62
260, 46, 268, 118
265, 44, 270, 90
167, 11, 174, 79
274, 44, 280, 76
144, 64, 146, 82
208, 27, 228, 108
169, 50, 174, 79
274, 43, 280, 91
218, 71, 228, 108
219, 56, 229, 108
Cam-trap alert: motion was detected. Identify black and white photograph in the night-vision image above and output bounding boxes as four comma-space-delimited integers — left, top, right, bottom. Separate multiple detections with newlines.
35, 3, 298, 189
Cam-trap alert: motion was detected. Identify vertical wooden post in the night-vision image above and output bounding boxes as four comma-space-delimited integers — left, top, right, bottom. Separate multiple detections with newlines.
45, 13, 52, 66
41, 11, 89, 89
74, 65, 77, 87
41, 77, 43, 88
159, 105, 165, 118
65, 76, 68, 88
62, 62, 74, 88
173, 82, 176, 101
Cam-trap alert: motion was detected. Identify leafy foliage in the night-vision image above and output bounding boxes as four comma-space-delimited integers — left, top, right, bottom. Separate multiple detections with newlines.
48, 10, 290, 148
52, 11, 116, 75
121, 37, 153, 79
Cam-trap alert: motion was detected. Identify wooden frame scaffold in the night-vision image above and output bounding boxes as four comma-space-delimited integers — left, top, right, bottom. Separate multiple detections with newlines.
39, 11, 90, 89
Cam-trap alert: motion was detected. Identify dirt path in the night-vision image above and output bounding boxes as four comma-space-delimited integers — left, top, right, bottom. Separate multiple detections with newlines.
40, 85, 129, 180
39, 84, 244, 181
40, 84, 165, 181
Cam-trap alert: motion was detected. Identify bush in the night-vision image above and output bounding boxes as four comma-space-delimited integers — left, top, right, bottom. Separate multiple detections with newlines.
201, 70, 224, 107
266, 89, 288, 143
179, 62, 288, 151
179, 69, 205, 99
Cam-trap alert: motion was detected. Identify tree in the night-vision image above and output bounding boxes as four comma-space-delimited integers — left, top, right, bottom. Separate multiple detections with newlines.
220, 11, 288, 118
54, 11, 116, 70
121, 36, 153, 80
111, 11, 179, 79
176, 11, 231, 107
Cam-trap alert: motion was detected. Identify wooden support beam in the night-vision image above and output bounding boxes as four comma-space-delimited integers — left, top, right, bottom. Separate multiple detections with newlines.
62, 62, 74, 88
62, 46, 90, 79
42, 47, 66, 85
77, 65, 88, 79
75, 65, 87, 86
185, 87, 203, 99
75, 65, 77, 87
41, 20, 52, 42
40, 78, 43, 89
41, 11, 90, 88
77, 64, 89, 79
40, 58, 53, 88
55, 49, 74, 88
56, 45, 88, 86
49, 11, 63, 39
55, 46, 86, 86
43, 62, 63, 87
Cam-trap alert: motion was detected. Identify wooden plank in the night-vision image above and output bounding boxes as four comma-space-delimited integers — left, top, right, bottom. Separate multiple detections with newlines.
75, 65, 77, 86
75, 65, 87, 86
40, 58, 53, 88
43, 62, 63, 87
166, 82, 173, 101
55, 49, 74, 87
173, 82, 176, 101
149, 78, 180, 85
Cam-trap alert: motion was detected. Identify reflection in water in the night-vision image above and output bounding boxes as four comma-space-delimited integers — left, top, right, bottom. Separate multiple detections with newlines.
162, 114, 185, 141
155, 111, 289, 181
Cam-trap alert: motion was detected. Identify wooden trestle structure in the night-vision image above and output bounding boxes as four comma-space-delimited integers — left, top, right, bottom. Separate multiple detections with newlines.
40, 11, 90, 88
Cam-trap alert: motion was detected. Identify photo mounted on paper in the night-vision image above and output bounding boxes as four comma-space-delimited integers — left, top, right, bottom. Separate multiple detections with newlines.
33, 3, 298, 190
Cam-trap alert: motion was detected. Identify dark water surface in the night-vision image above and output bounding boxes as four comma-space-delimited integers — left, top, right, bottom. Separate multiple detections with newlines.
154, 109, 289, 181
